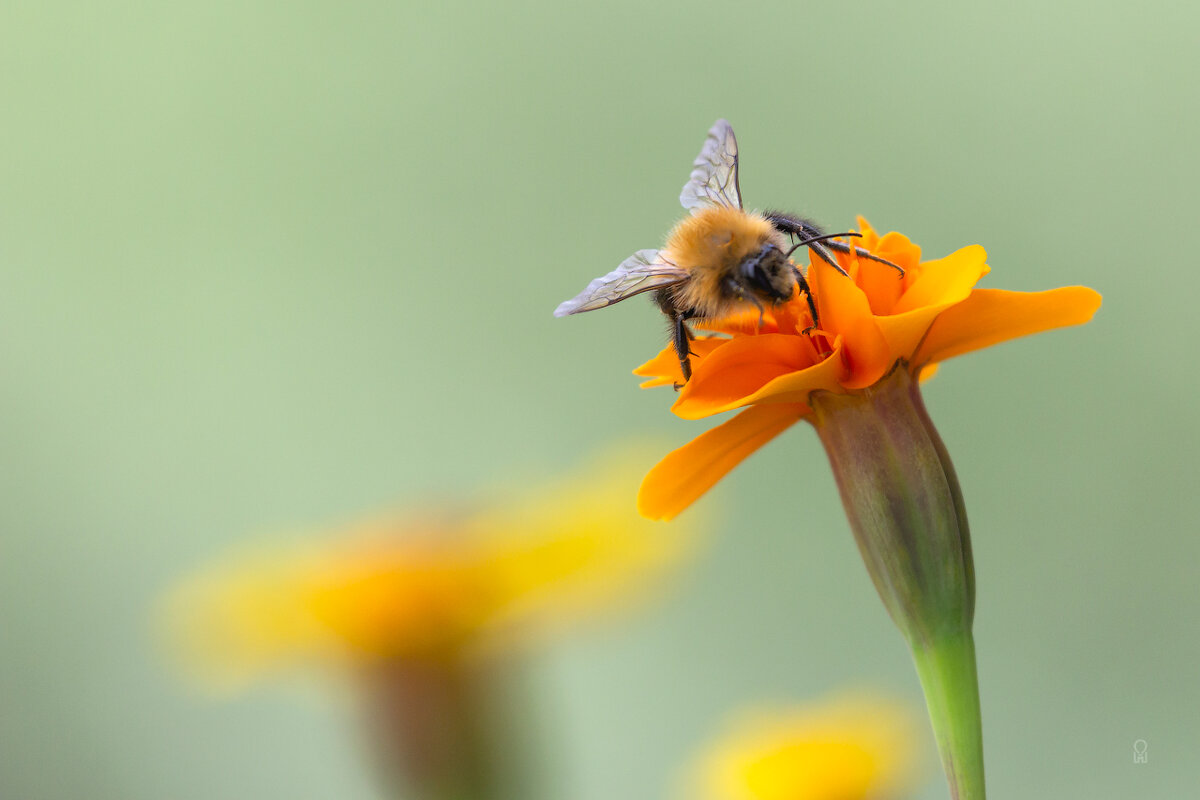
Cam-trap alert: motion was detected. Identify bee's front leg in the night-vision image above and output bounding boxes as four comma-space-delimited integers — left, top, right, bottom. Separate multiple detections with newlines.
766, 210, 903, 276
722, 276, 766, 329
765, 211, 850, 278
791, 266, 820, 331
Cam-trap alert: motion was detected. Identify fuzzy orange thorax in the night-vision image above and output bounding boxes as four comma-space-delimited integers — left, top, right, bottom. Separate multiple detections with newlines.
663, 206, 777, 269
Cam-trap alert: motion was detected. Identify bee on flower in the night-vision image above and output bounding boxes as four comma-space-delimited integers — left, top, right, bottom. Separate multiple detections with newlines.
555, 119, 902, 382
559, 119, 1102, 800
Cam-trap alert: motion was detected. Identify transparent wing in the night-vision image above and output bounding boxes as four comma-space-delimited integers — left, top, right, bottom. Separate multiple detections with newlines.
554, 249, 687, 316
679, 119, 742, 213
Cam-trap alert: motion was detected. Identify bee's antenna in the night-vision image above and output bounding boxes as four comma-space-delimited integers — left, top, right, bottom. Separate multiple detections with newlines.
786, 232, 906, 275
784, 232, 861, 259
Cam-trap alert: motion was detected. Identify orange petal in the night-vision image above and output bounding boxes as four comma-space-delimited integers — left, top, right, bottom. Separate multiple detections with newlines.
871, 246, 990, 361
855, 216, 880, 251
915, 287, 1102, 365
634, 338, 727, 388
696, 309, 782, 336
809, 258, 893, 390
672, 334, 816, 419
892, 245, 989, 315
876, 305, 956, 364
857, 255, 906, 316
852, 220, 922, 313
874, 231, 923, 275
719, 342, 845, 408
637, 404, 807, 521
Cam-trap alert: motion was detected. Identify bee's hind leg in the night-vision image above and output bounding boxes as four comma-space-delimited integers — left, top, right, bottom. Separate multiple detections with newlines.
671, 310, 694, 386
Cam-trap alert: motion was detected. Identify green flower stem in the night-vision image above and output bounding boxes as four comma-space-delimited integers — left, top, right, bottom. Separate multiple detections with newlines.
811, 364, 986, 799
911, 631, 986, 800
364, 658, 497, 800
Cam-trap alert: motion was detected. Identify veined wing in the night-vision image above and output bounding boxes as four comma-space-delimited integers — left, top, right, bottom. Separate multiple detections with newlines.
679, 119, 742, 213
554, 249, 687, 316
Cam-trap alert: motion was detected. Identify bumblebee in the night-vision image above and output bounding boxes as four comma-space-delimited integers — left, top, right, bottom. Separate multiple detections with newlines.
554, 120, 900, 381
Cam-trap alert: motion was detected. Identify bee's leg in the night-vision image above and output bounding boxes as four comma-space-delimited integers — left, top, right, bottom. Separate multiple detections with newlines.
763, 211, 849, 277
767, 210, 903, 275
721, 275, 768, 329
823, 238, 905, 275
764, 210, 823, 240
750, 296, 765, 329
791, 265, 819, 331
766, 210, 907, 277
671, 310, 694, 385
805, 240, 851, 277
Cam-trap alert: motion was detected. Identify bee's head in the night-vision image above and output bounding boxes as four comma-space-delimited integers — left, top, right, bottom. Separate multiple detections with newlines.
740, 244, 794, 304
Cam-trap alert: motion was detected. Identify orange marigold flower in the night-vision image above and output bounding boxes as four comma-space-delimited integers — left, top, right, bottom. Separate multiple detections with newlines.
635, 217, 1101, 521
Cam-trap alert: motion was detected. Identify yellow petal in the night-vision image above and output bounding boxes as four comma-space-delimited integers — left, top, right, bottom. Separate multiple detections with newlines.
638, 404, 806, 521
915, 287, 1102, 365
690, 693, 922, 800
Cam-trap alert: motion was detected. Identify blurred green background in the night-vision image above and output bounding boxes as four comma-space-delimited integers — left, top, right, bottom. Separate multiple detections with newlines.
2, 1, 1197, 798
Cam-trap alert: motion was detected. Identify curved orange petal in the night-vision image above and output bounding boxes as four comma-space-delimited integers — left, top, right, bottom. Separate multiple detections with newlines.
850, 221, 923, 314
718, 341, 845, 407
915, 287, 1102, 365
809, 258, 893, 390
672, 334, 816, 419
857, 255, 906, 316
637, 403, 807, 521
892, 245, 989, 315
876, 304, 958, 364
874, 231, 923, 274
870, 246, 990, 361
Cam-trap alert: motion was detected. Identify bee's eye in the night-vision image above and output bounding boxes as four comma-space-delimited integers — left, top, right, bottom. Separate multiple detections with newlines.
741, 254, 769, 290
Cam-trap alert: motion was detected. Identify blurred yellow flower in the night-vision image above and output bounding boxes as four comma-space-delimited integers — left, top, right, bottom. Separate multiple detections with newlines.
163, 447, 695, 690
690, 695, 921, 800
